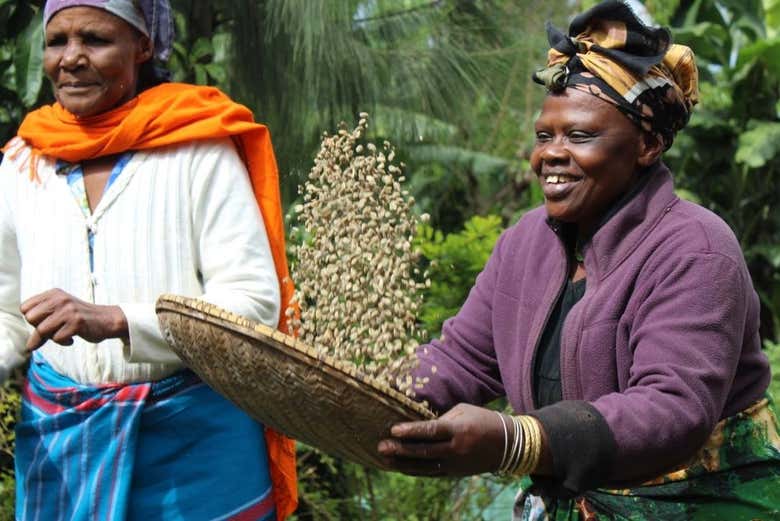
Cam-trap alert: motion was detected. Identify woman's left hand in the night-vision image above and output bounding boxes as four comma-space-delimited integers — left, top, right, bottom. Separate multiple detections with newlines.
377, 403, 505, 477
20, 289, 129, 351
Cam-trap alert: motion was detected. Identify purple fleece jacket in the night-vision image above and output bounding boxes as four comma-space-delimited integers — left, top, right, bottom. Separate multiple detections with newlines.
415, 162, 770, 492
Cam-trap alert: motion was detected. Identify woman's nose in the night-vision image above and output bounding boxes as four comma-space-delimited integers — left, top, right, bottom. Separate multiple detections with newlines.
540, 138, 569, 163
61, 41, 86, 69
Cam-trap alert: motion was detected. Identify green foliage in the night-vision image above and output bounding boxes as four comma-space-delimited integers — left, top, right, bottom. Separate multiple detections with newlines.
167, 1, 229, 87
218, 0, 571, 214
0, 376, 21, 519
735, 121, 780, 168
644, 0, 682, 24
293, 443, 512, 521
748, 241, 780, 347
223, 0, 508, 188
767, 0, 780, 36
0, 0, 47, 145
0, 473, 12, 521
395, 2, 569, 232
765, 339, 780, 401
415, 215, 504, 336
13, 9, 44, 107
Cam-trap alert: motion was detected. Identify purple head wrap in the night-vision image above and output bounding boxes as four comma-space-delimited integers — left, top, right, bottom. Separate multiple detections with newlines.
43, 0, 174, 61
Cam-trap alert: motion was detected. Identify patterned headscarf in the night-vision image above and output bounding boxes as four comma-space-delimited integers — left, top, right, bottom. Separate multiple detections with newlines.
532, 0, 698, 149
44, 0, 174, 61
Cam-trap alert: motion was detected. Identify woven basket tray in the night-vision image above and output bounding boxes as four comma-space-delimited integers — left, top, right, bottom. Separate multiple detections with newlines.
156, 294, 435, 469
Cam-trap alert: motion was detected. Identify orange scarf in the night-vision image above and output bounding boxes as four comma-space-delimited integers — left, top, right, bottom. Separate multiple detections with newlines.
8, 82, 297, 520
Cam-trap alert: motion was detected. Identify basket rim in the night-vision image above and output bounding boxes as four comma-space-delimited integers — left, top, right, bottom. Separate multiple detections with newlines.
155, 294, 435, 420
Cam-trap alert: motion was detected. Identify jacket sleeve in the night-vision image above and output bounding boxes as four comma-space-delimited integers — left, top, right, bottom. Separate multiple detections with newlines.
0, 157, 31, 382
532, 250, 756, 494
413, 230, 509, 414
121, 139, 280, 363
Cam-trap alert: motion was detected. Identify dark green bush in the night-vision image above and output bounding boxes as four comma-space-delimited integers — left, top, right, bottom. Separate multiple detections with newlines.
0, 376, 21, 519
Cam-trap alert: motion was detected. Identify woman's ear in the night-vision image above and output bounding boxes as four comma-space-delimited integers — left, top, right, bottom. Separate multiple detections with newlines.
136, 36, 154, 64
637, 131, 663, 167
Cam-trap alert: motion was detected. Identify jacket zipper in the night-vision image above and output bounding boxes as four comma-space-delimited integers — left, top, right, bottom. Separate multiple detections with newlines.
528, 222, 570, 410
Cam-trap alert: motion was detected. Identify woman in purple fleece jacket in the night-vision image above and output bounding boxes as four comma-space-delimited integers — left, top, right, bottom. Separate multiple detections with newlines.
378, 2, 780, 519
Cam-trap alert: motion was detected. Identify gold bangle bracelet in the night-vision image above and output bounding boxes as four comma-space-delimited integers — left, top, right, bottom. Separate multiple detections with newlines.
514, 415, 531, 475
522, 415, 542, 475
512, 415, 541, 476
515, 416, 533, 476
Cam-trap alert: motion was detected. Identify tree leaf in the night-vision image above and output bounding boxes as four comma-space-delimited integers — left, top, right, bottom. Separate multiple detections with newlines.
408, 144, 512, 178
13, 12, 43, 107
172, 41, 188, 61
212, 32, 230, 63
371, 107, 458, 143
767, 0, 780, 37
193, 64, 208, 86
190, 37, 213, 63
205, 63, 226, 84
735, 121, 780, 168
0, 58, 15, 92
747, 243, 780, 268
0, 0, 16, 38
672, 22, 730, 65
736, 36, 780, 77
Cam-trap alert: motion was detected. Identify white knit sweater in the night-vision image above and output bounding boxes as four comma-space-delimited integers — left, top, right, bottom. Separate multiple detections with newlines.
0, 137, 280, 384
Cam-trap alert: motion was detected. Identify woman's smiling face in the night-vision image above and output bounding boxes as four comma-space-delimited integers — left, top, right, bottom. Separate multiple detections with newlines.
44, 6, 152, 118
530, 88, 659, 234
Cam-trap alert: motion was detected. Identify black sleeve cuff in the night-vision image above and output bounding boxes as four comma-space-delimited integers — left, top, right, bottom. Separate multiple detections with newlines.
528, 400, 616, 498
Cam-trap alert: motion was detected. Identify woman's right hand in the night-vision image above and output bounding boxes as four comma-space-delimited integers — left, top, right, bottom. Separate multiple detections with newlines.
377, 403, 507, 477
20, 289, 128, 351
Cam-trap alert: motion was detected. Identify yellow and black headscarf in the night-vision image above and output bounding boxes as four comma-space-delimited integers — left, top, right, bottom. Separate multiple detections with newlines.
533, 0, 699, 149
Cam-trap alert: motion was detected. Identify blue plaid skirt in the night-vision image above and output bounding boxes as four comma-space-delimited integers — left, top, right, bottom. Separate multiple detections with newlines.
15, 354, 276, 521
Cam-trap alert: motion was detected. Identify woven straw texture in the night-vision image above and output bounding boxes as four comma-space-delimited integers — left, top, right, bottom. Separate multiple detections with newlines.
156, 294, 435, 469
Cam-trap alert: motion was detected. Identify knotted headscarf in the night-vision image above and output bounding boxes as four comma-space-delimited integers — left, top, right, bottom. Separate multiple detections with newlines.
43, 0, 174, 61
533, 0, 698, 149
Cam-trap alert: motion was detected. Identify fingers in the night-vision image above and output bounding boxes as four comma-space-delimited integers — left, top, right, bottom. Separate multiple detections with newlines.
390, 419, 453, 441
377, 437, 454, 476
377, 439, 451, 460
378, 404, 509, 477
21, 298, 58, 327
26, 315, 76, 351
20, 293, 46, 316
21, 289, 78, 350
20, 289, 63, 316
24, 303, 62, 350
26, 330, 73, 352
26, 328, 44, 352
378, 421, 454, 476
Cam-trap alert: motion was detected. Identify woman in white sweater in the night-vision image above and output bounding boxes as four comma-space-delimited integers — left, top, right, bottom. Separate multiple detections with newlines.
0, 0, 297, 519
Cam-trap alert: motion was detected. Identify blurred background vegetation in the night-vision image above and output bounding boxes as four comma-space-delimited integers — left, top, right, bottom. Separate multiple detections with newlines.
1, 0, 779, 518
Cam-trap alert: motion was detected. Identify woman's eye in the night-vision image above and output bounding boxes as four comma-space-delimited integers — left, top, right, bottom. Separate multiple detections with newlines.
535, 132, 552, 143
568, 131, 594, 142
46, 36, 66, 47
84, 35, 111, 45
